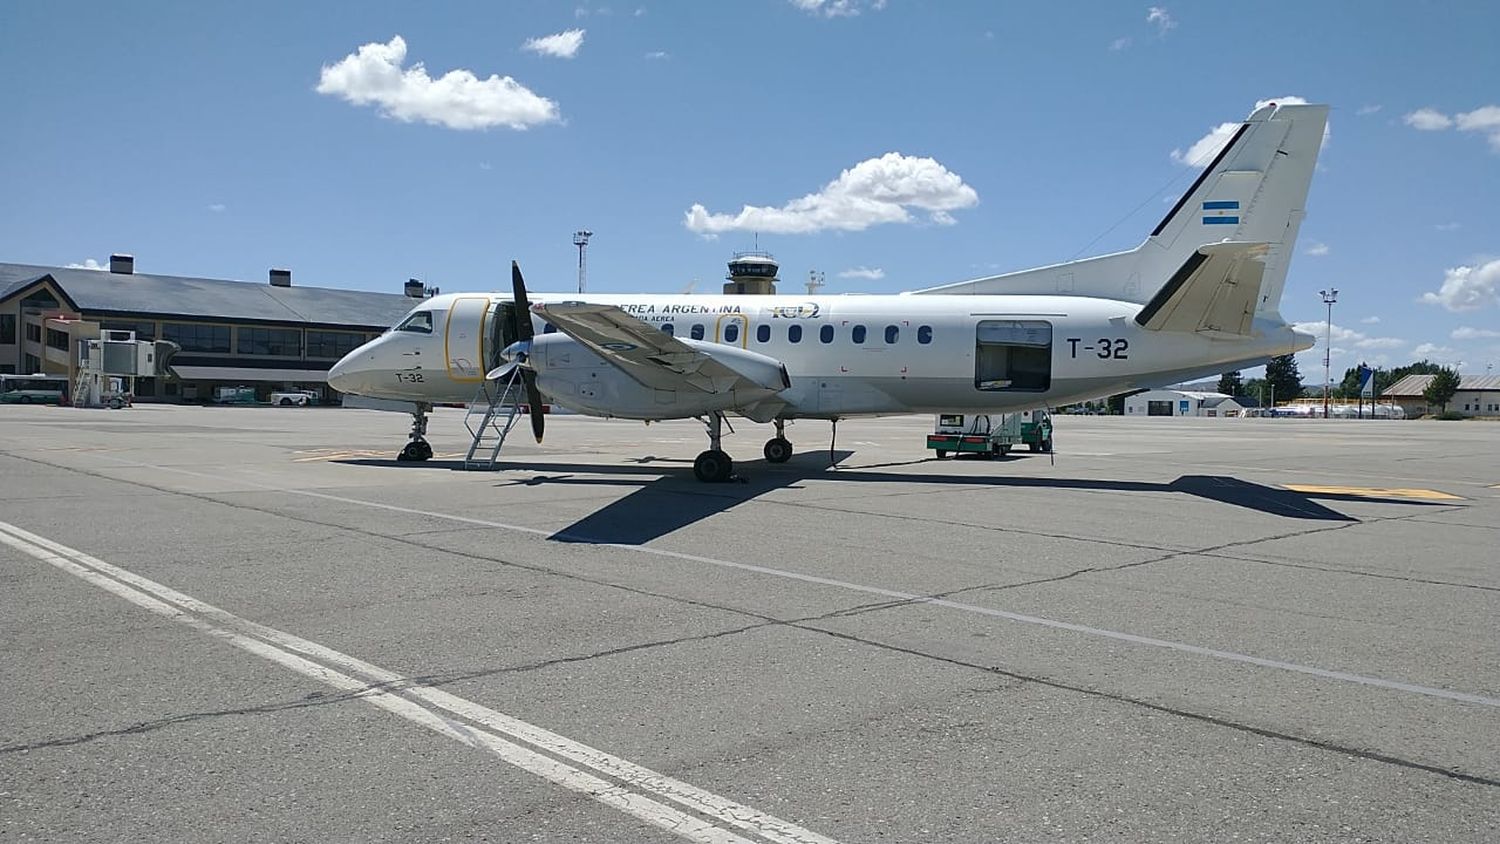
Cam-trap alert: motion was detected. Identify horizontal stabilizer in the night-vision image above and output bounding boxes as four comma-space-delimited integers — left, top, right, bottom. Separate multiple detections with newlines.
1135, 242, 1269, 337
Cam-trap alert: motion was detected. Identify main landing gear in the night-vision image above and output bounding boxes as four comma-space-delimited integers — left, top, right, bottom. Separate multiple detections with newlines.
397, 402, 434, 462
763, 418, 792, 464
693, 412, 734, 482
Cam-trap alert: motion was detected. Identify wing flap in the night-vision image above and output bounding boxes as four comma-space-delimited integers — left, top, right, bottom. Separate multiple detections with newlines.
1135, 242, 1269, 337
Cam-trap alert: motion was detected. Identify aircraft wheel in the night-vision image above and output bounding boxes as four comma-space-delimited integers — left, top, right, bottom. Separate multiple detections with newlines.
693, 449, 733, 482
763, 437, 792, 464
398, 440, 433, 462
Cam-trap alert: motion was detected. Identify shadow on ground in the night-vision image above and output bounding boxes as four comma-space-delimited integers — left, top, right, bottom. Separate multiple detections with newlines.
336, 451, 1454, 545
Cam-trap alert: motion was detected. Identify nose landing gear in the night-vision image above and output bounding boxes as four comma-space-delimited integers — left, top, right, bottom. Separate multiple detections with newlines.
692, 412, 734, 482
397, 403, 434, 462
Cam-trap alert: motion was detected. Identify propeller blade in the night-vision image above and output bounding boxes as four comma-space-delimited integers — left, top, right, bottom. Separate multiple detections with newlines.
524, 371, 546, 442
484, 363, 517, 382
510, 260, 534, 342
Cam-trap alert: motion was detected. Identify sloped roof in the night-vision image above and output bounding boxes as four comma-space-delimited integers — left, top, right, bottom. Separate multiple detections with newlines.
0, 261, 415, 329
1382, 373, 1500, 397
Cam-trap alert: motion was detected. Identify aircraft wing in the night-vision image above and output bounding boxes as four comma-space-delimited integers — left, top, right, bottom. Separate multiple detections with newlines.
533, 301, 788, 394
1134, 242, 1270, 338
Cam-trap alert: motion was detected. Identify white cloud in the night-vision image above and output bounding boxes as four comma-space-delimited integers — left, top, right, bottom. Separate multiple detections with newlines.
1171, 96, 1327, 167
65, 259, 107, 271
644, 50, 669, 60
1356, 104, 1382, 116
1305, 242, 1329, 257
839, 266, 885, 280
317, 36, 558, 131
1404, 105, 1500, 151
684, 152, 978, 236
1413, 342, 1460, 360
1452, 326, 1500, 340
1291, 321, 1405, 351
1420, 259, 1500, 312
1434, 222, 1462, 231
790, 0, 886, 18
1360, 316, 1381, 324
635, 7, 646, 16
522, 29, 585, 59
1109, 36, 1132, 51
478, 162, 493, 170
1403, 108, 1453, 131
207, 203, 226, 213
1456, 105, 1500, 152
1146, 7, 1176, 34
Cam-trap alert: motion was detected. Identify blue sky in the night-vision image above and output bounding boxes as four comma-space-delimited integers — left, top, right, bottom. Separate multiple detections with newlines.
3, 0, 1498, 378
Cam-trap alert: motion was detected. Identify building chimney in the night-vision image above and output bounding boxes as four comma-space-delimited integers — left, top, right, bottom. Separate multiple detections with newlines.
109, 254, 134, 274
405, 278, 425, 298
269, 268, 291, 287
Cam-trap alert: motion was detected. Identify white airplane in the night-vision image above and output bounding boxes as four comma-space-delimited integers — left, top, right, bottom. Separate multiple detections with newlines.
329, 102, 1325, 482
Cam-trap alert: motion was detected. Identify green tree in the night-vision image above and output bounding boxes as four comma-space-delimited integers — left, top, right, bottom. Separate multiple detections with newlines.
1243, 377, 1267, 405
1217, 370, 1243, 396
1423, 367, 1462, 414
1264, 354, 1304, 406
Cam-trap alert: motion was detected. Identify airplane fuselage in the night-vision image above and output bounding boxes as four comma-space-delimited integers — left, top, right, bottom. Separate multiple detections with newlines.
330, 291, 1312, 419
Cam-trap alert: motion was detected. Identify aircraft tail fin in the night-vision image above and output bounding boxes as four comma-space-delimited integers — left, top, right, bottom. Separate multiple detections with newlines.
911, 101, 1328, 319
1146, 102, 1326, 317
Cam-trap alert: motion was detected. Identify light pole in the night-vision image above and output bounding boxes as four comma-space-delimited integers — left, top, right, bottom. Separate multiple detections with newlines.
1319, 288, 1338, 418
573, 230, 592, 295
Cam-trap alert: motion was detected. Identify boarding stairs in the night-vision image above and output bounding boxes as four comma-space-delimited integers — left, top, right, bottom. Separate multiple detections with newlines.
463, 367, 525, 470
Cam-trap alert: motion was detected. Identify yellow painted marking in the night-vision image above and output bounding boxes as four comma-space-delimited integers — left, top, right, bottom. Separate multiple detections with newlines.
1283, 484, 1463, 501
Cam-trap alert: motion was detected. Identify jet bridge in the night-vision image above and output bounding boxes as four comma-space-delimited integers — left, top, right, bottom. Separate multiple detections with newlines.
73, 330, 179, 408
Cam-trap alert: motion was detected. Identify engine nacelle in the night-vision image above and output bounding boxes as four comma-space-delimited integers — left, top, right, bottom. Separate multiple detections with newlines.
527, 335, 788, 420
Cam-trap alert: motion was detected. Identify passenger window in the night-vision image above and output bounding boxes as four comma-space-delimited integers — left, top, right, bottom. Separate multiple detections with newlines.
788, 324, 803, 343
661, 323, 675, 336
396, 311, 433, 334
756, 324, 770, 343
852, 325, 866, 344
917, 325, 933, 344
690, 324, 705, 340
884, 325, 899, 344
544, 323, 558, 334
724, 323, 740, 343
820, 324, 834, 344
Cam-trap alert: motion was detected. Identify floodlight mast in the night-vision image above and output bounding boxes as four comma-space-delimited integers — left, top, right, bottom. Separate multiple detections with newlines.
573, 230, 592, 294
1320, 288, 1338, 418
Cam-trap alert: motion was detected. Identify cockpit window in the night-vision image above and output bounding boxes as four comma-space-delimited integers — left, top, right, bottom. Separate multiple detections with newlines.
396, 311, 433, 334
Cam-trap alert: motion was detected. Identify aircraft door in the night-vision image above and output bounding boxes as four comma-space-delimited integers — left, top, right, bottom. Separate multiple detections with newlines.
486, 301, 520, 372
974, 320, 1051, 392
445, 296, 490, 382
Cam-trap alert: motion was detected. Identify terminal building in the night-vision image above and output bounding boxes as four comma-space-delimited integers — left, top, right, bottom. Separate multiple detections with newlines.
0, 255, 418, 402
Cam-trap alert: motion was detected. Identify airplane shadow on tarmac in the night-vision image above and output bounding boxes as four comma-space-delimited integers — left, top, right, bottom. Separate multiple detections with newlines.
336, 451, 1452, 546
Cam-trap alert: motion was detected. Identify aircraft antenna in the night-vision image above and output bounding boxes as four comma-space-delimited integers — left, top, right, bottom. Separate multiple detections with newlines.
573, 230, 593, 294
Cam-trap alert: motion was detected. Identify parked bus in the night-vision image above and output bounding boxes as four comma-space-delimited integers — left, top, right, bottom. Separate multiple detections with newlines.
0, 374, 69, 405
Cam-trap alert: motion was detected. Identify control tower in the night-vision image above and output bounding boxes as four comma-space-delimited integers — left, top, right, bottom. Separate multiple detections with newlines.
723, 251, 779, 295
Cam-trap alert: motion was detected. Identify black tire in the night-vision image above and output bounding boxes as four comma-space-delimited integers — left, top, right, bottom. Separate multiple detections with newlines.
1041, 438, 1053, 454
763, 437, 792, 463
935, 449, 948, 458
1028, 442, 1040, 452
693, 449, 733, 482
416, 440, 433, 460
279, 397, 294, 406
18, 395, 30, 404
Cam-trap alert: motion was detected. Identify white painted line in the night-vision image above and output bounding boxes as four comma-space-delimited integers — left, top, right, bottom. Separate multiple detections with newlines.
97, 457, 1500, 709
0, 521, 837, 844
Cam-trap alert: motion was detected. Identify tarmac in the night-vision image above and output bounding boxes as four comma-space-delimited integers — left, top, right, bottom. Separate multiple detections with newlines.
2, 404, 1497, 842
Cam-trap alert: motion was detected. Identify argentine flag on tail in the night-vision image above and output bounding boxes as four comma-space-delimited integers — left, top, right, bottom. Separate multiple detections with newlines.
1202, 200, 1240, 225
